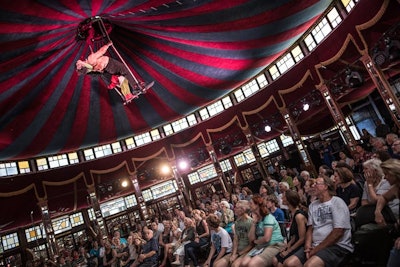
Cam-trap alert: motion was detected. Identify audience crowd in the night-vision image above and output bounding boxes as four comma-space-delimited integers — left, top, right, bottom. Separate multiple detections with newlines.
30, 129, 400, 267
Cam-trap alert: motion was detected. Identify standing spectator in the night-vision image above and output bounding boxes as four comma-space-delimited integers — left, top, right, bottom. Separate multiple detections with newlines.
203, 214, 233, 267
375, 119, 391, 139
319, 140, 335, 168
284, 176, 353, 267
360, 128, 374, 146
375, 159, 400, 267
240, 195, 284, 267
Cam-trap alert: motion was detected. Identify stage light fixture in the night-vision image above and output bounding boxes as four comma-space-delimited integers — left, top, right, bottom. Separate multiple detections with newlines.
345, 69, 363, 88
265, 125, 272, 132
303, 103, 310, 111
121, 180, 129, 188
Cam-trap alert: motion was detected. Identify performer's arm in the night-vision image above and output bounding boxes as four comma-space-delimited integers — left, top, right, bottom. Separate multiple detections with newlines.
87, 42, 112, 65
92, 42, 112, 58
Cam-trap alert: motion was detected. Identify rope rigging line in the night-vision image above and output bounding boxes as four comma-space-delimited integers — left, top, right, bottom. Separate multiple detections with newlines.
97, 16, 143, 89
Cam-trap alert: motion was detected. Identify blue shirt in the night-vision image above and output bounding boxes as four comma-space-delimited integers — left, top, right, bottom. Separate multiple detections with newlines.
272, 208, 285, 223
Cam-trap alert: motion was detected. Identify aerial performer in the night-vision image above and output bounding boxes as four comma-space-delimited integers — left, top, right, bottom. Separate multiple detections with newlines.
76, 42, 154, 104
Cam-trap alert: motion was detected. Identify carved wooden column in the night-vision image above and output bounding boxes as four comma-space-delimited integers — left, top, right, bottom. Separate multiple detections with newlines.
87, 186, 107, 238
131, 174, 149, 223
207, 144, 231, 192
317, 84, 357, 150
172, 165, 190, 207
361, 54, 400, 130
37, 200, 57, 259
280, 108, 314, 171
243, 127, 268, 179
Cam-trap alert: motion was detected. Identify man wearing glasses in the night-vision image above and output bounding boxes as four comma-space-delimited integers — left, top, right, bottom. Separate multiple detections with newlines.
391, 140, 400, 159
283, 177, 353, 267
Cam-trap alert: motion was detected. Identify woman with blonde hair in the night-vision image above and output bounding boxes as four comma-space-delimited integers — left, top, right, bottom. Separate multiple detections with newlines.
375, 159, 400, 267
171, 217, 195, 265
362, 158, 399, 217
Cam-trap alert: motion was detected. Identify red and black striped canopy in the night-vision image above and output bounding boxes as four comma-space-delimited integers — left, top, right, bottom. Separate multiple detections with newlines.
0, 0, 332, 160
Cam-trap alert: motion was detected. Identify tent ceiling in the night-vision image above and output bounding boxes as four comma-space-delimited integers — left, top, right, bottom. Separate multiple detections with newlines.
0, 0, 333, 161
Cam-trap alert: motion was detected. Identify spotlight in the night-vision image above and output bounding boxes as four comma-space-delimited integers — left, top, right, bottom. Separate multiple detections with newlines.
265, 125, 272, 132
303, 103, 310, 111
160, 164, 171, 175
121, 180, 129, 188
178, 160, 188, 170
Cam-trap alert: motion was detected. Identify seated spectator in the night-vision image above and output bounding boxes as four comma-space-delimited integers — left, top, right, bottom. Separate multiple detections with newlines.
113, 237, 127, 266
293, 176, 307, 206
183, 209, 209, 267
89, 240, 101, 267
362, 158, 399, 217
304, 178, 317, 206
299, 170, 311, 182
265, 195, 285, 223
375, 159, 400, 267
240, 187, 253, 201
278, 182, 290, 219
120, 235, 137, 267
171, 217, 195, 265
284, 176, 354, 267
273, 190, 307, 267
391, 139, 400, 159
280, 169, 294, 189
386, 132, 398, 157
269, 179, 280, 197
240, 194, 284, 267
371, 137, 388, 153
218, 200, 254, 267
134, 229, 158, 267
318, 165, 333, 179
103, 240, 117, 267
219, 200, 234, 234
338, 150, 355, 170
113, 230, 127, 247
203, 214, 233, 267
159, 220, 177, 267
333, 166, 362, 214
